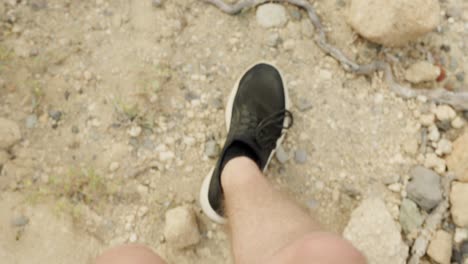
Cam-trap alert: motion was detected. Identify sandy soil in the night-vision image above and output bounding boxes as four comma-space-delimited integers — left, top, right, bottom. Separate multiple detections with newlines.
0, 0, 466, 263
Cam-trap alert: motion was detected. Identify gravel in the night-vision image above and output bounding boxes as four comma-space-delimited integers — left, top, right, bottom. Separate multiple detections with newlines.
406, 166, 443, 211
294, 149, 307, 164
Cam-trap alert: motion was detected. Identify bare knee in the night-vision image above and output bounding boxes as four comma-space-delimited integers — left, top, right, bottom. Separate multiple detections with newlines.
95, 244, 166, 264
271, 233, 367, 264
221, 157, 262, 189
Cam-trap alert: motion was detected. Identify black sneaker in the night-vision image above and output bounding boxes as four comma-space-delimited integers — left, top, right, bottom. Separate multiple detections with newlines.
200, 62, 293, 223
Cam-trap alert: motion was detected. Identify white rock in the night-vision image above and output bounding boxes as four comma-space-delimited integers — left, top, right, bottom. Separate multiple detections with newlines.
0, 118, 21, 150
427, 230, 452, 264
433, 105, 457, 122
451, 116, 465, 129
163, 206, 200, 249
435, 139, 452, 156
127, 126, 142, 137
450, 182, 468, 227
344, 198, 408, 264
159, 151, 174, 162
388, 183, 402, 193
420, 113, 435, 126
256, 3, 288, 28
405, 61, 441, 84
347, 0, 440, 47
454, 228, 468, 244
428, 124, 440, 142
424, 153, 446, 174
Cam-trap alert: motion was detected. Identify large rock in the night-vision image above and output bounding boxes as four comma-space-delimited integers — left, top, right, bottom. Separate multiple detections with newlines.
256, 3, 288, 28
406, 166, 443, 211
163, 206, 200, 249
0, 118, 21, 150
450, 182, 468, 227
344, 198, 409, 264
347, 0, 440, 47
447, 133, 468, 182
427, 230, 453, 264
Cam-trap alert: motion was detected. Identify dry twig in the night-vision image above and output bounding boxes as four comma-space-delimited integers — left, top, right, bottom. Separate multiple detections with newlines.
407, 173, 454, 264
203, 0, 468, 110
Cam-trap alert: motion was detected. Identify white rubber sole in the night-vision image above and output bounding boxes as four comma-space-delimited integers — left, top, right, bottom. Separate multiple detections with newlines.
200, 61, 290, 224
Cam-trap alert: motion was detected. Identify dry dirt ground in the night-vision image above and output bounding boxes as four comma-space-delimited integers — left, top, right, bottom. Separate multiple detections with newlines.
0, 0, 466, 263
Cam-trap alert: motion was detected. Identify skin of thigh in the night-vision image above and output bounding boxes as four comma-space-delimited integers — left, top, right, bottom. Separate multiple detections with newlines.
267, 232, 367, 264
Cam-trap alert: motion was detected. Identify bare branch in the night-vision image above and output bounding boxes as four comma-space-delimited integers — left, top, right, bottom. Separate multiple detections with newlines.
408, 173, 454, 264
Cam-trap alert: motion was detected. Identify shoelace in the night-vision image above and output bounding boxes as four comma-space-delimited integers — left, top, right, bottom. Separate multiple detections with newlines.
255, 110, 294, 149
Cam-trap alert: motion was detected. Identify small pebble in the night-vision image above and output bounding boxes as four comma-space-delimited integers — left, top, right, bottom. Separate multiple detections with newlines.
296, 98, 313, 112
433, 105, 456, 122
48, 110, 62, 122
25, 115, 37, 129
128, 126, 142, 137
294, 149, 307, 164
388, 183, 402, 192
435, 138, 452, 156
204, 140, 220, 159
11, 215, 29, 227
419, 114, 435, 126
275, 145, 289, 163
454, 228, 468, 244
428, 125, 440, 142
424, 153, 446, 174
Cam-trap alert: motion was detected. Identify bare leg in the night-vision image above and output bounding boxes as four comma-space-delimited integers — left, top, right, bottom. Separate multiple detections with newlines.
222, 157, 366, 264
95, 244, 167, 264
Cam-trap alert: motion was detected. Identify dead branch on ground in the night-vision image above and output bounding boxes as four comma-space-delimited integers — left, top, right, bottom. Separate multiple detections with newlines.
407, 173, 454, 264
